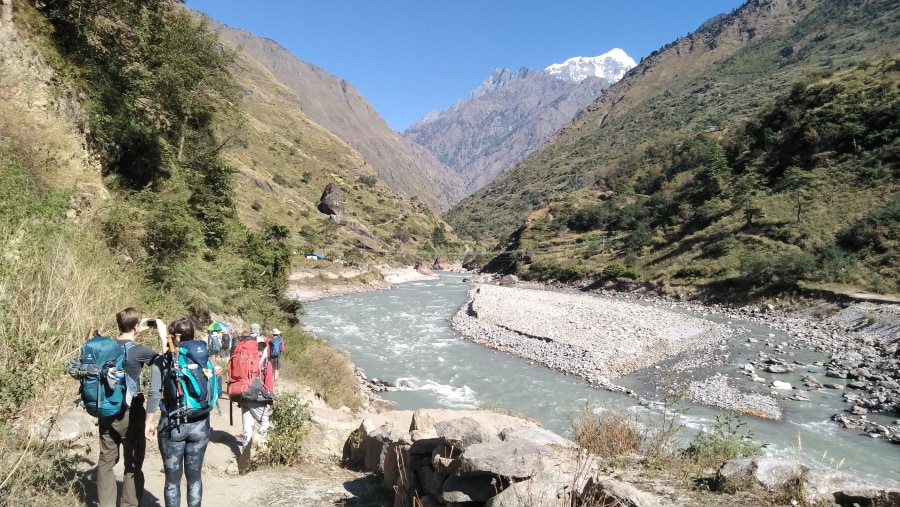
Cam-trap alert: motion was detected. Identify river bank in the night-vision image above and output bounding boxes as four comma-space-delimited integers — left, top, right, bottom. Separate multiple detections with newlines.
286, 264, 442, 302
449, 279, 900, 440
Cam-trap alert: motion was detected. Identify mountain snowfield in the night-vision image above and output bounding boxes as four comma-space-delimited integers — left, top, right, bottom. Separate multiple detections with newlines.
545, 48, 637, 83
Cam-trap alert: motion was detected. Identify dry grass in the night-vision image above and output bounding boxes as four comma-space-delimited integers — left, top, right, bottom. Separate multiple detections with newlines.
0, 206, 137, 504
571, 404, 643, 459
287, 338, 361, 411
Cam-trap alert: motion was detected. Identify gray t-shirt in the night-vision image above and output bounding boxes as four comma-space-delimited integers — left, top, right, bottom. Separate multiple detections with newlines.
116, 339, 157, 388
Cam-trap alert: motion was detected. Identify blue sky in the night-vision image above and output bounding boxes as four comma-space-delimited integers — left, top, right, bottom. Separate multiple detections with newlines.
186, 1, 747, 132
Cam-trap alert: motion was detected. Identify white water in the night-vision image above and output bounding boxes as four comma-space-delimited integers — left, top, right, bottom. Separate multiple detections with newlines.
303, 273, 900, 481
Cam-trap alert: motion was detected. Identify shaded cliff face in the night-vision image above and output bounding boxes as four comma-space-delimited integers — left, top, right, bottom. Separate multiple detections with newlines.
206, 19, 465, 214
404, 69, 611, 194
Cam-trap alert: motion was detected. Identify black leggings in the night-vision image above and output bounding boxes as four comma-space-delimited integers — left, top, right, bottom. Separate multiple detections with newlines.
157, 416, 210, 507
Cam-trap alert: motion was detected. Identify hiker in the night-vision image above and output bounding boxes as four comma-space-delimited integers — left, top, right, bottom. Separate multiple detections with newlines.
269, 327, 284, 383
239, 323, 273, 450
145, 317, 215, 507
219, 325, 233, 359
207, 329, 223, 358
96, 308, 160, 507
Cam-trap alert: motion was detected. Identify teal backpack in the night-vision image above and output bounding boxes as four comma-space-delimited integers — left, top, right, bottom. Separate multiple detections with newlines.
163, 339, 219, 422
68, 332, 135, 418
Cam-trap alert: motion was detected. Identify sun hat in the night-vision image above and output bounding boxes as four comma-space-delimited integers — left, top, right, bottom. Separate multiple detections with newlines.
272, 328, 281, 335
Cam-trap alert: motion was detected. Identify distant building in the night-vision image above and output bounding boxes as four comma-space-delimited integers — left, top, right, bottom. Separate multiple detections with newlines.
306, 253, 325, 260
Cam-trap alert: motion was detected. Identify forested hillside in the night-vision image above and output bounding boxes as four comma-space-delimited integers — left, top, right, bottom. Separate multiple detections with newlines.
446, 0, 900, 299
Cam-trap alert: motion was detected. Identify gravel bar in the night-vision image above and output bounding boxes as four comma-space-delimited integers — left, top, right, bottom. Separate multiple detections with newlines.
450, 282, 785, 418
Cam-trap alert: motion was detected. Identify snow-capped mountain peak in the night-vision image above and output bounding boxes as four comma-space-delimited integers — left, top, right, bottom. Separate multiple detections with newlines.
545, 48, 636, 84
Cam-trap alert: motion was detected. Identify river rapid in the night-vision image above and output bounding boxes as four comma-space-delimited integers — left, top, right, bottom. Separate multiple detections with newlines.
302, 272, 900, 481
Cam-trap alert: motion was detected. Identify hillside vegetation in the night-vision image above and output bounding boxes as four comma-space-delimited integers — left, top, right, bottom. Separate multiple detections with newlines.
0, 0, 458, 502
446, 0, 900, 300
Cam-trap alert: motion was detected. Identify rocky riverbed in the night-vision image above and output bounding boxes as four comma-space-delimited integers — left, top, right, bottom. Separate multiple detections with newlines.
451, 280, 900, 438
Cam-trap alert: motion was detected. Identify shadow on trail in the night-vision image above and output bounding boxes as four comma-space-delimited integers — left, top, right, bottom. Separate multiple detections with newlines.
77, 471, 163, 507
339, 475, 391, 506
210, 428, 242, 459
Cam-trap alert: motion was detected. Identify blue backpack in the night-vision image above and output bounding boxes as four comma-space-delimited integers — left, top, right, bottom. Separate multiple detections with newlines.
270, 336, 284, 357
163, 340, 219, 421
69, 334, 135, 418
208, 332, 222, 354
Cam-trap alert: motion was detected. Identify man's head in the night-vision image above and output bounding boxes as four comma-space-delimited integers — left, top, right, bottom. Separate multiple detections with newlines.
256, 335, 267, 350
116, 307, 143, 333
250, 323, 261, 336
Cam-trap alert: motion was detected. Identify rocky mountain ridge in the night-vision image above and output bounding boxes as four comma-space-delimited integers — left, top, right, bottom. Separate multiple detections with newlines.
403, 67, 616, 194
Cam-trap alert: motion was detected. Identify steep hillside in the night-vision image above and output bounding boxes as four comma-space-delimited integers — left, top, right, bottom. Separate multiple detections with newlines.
446, 0, 899, 244
404, 68, 611, 194
205, 19, 466, 214
209, 31, 454, 263
445, 0, 900, 298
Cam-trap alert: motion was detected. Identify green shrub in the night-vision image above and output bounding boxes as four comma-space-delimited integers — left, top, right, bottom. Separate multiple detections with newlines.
683, 411, 765, 469
357, 175, 378, 188
739, 250, 816, 287
621, 267, 642, 280
261, 393, 311, 466
602, 263, 626, 278
675, 265, 707, 278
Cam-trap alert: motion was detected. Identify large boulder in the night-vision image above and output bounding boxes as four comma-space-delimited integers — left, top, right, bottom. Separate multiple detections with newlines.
455, 440, 548, 479
435, 417, 498, 452
580, 477, 668, 507
317, 182, 345, 216
462, 250, 479, 270
717, 457, 806, 492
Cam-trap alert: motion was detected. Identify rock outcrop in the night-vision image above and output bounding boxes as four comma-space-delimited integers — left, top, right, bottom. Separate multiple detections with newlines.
317, 182, 345, 216
343, 409, 670, 507
343, 409, 900, 507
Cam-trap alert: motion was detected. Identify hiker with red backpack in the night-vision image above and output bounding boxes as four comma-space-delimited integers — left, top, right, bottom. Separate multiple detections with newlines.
227, 323, 274, 466
144, 316, 219, 507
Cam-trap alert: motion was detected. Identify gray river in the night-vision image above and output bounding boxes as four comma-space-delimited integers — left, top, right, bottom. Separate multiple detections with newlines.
302, 272, 900, 481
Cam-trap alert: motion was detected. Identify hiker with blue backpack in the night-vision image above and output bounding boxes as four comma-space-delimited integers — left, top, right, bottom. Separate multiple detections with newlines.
269, 327, 284, 383
144, 316, 220, 507
68, 307, 161, 507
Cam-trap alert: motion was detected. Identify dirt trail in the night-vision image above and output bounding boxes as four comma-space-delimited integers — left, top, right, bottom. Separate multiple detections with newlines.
87, 376, 387, 507
84, 369, 540, 506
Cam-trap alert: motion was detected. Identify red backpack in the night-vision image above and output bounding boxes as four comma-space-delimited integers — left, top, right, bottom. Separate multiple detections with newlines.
226, 337, 274, 424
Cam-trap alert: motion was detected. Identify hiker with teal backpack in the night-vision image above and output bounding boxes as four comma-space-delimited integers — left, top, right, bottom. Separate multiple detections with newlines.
145, 316, 219, 507
68, 307, 160, 507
